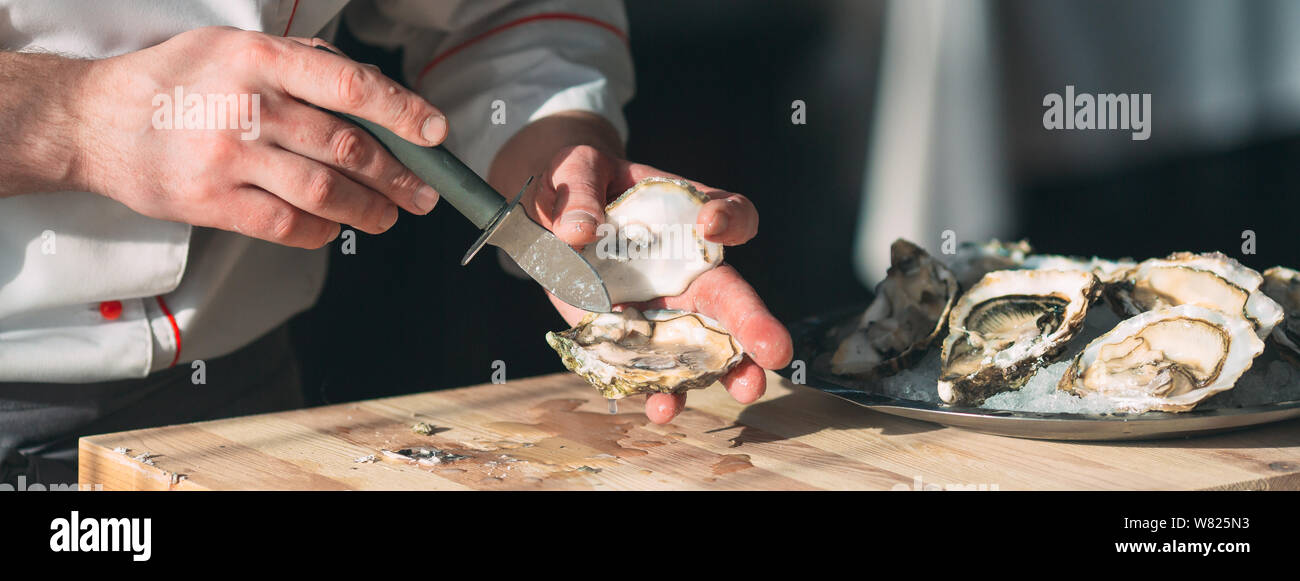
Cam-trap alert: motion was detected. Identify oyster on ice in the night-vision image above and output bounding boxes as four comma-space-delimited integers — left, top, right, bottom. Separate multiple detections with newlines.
1058, 305, 1265, 413
546, 308, 743, 399
945, 239, 1033, 289
1108, 252, 1284, 339
938, 269, 1101, 406
1261, 266, 1300, 362
581, 177, 722, 304
830, 239, 959, 377
1022, 254, 1135, 285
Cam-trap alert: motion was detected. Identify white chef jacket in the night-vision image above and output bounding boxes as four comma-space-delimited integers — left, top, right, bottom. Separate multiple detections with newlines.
0, 0, 634, 382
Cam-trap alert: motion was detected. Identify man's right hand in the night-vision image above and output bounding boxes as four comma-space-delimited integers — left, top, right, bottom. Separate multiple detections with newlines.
66, 27, 446, 248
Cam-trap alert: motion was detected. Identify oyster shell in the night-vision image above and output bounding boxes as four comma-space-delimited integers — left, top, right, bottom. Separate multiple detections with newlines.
946, 239, 1033, 289
545, 308, 743, 399
830, 239, 958, 377
1108, 252, 1284, 339
1022, 254, 1135, 285
938, 269, 1101, 406
1261, 266, 1300, 362
1058, 305, 1264, 413
582, 177, 722, 304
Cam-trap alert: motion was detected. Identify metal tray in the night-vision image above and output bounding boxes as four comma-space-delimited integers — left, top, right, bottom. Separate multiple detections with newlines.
783, 304, 1300, 441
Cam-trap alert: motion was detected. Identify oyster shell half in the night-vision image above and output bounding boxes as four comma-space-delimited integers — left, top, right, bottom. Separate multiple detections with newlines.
830, 239, 959, 377
946, 239, 1033, 289
545, 308, 743, 399
938, 269, 1101, 406
1108, 252, 1284, 339
1058, 305, 1264, 413
581, 177, 723, 304
1261, 266, 1300, 363
1022, 254, 1136, 285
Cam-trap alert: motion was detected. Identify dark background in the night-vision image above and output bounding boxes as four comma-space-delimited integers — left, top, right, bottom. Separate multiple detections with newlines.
290, 1, 1300, 406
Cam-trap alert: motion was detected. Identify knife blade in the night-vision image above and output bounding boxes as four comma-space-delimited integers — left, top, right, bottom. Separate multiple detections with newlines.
323, 110, 613, 313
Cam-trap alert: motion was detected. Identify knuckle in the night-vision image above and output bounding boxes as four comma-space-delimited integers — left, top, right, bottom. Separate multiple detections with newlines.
331, 126, 368, 170
234, 34, 280, 70
270, 207, 299, 243
337, 64, 369, 109
305, 169, 338, 208
388, 169, 422, 196
385, 92, 419, 127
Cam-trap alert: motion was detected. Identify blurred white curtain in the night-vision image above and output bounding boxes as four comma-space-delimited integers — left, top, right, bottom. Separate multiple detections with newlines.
853, 0, 1010, 285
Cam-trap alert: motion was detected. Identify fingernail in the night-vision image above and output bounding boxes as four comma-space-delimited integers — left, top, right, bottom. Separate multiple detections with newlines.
413, 185, 439, 213
561, 211, 598, 234
380, 205, 399, 231
705, 213, 728, 237
421, 114, 447, 144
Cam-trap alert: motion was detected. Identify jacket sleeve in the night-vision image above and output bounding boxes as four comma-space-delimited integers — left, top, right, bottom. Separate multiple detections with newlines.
344, 0, 636, 177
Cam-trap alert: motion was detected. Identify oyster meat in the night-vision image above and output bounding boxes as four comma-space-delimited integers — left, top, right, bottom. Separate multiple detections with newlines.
1108, 252, 1284, 339
1058, 305, 1264, 413
546, 308, 743, 399
938, 269, 1101, 406
581, 177, 722, 304
830, 239, 958, 377
1261, 266, 1300, 362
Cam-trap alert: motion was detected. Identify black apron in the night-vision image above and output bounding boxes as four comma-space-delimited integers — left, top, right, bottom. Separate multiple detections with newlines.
0, 325, 303, 487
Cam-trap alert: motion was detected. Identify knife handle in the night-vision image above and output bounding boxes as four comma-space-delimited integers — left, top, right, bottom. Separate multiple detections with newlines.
324, 110, 505, 230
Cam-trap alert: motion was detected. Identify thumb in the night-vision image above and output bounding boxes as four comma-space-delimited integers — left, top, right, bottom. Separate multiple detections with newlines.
547, 145, 615, 247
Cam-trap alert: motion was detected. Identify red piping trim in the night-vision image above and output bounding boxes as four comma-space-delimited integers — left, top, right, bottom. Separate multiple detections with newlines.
416, 12, 628, 85
281, 0, 300, 37
155, 296, 183, 368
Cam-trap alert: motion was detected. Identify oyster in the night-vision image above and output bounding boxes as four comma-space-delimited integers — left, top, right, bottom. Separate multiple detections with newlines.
1022, 254, 1135, 285
938, 269, 1101, 406
582, 177, 722, 304
1261, 266, 1300, 362
946, 239, 1033, 289
830, 239, 958, 377
545, 308, 743, 399
1058, 305, 1264, 413
1108, 252, 1284, 339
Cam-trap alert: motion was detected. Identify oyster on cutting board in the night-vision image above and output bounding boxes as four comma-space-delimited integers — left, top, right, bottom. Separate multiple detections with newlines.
546, 308, 743, 399
938, 269, 1102, 406
1108, 252, 1284, 339
1058, 305, 1265, 413
547, 177, 740, 400
830, 239, 958, 378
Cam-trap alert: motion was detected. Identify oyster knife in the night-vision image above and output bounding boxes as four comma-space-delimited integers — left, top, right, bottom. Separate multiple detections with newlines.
324, 110, 613, 313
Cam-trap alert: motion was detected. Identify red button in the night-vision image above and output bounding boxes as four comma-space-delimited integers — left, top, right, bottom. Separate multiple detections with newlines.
99, 300, 122, 320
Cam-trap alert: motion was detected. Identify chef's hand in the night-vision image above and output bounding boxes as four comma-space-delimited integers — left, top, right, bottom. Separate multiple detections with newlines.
489, 111, 794, 425
72, 27, 445, 248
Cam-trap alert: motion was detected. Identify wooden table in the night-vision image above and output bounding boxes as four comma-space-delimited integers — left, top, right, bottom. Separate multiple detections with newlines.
79, 371, 1300, 490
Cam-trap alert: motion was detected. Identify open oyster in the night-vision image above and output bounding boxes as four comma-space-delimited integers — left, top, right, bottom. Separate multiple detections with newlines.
938, 269, 1101, 406
581, 177, 722, 304
1261, 266, 1300, 362
1108, 252, 1284, 339
1023, 254, 1135, 285
545, 308, 743, 399
1058, 305, 1264, 413
946, 239, 1033, 289
830, 239, 958, 377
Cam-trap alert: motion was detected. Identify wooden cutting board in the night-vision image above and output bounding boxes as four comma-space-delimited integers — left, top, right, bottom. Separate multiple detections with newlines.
78, 371, 1300, 490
